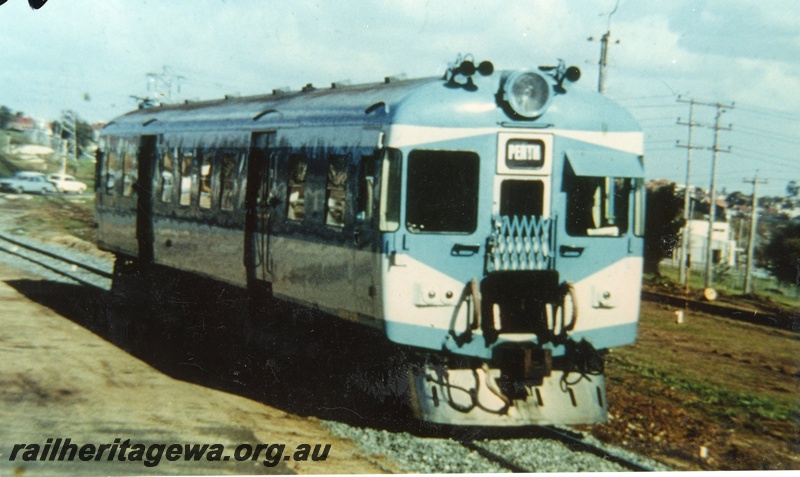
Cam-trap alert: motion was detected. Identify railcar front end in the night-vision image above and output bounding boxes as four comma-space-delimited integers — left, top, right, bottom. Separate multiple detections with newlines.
374, 62, 645, 425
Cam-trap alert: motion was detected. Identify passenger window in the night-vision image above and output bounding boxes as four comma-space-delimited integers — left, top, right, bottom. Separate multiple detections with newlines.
406, 150, 479, 233
325, 155, 348, 227
122, 151, 137, 197
219, 153, 238, 211
161, 150, 174, 203
286, 154, 307, 221
179, 151, 194, 206
500, 180, 543, 217
566, 175, 631, 237
357, 155, 376, 222
379, 149, 401, 232
105, 151, 117, 194
199, 152, 213, 209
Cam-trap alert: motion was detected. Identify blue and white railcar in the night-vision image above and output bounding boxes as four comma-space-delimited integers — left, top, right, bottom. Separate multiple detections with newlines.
96, 57, 645, 427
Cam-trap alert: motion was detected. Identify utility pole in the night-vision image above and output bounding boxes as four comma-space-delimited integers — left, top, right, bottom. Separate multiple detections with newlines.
676, 98, 705, 286
588, 0, 620, 94
703, 102, 734, 288
597, 31, 611, 94
743, 175, 767, 294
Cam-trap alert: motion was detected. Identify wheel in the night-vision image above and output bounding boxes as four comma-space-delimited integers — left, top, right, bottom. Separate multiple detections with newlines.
15, 186, 23, 194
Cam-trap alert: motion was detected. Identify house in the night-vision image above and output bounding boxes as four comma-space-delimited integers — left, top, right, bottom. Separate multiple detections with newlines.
673, 219, 738, 268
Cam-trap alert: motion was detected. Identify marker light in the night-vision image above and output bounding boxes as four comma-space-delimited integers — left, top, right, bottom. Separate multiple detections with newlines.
503, 70, 552, 119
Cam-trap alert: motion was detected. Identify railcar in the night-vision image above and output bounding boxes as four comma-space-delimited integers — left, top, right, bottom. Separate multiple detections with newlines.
95, 56, 645, 426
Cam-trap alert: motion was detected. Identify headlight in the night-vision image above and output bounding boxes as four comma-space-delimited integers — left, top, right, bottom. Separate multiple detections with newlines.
502, 70, 552, 119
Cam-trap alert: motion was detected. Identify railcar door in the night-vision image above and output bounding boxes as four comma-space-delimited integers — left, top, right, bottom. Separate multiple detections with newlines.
351, 150, 381, 317
554, 147, 645, 348
244, 132, 276, 291
136, 135, 157, 265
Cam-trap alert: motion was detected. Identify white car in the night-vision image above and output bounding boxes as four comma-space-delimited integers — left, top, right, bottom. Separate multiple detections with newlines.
46, 174, 88, 194
0, 172, 57, 195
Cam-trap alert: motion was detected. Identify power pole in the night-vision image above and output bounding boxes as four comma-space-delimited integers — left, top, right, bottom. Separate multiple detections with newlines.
703, 102, 734, 288
743, 175, 767, 294
588, 0, 620, 94
597, 31, 611, 94
676, 98, 705, 286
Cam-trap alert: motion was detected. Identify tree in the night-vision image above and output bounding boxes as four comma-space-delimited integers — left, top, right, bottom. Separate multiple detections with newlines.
787, 180, 799, 198
0, 105, 12, 129
644, 181, 685, 275
53, 115, 94, 157
763, 221, 800, 286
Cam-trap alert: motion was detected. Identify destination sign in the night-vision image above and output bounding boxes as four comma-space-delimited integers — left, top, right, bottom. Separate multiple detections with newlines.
505, 139, 544, 169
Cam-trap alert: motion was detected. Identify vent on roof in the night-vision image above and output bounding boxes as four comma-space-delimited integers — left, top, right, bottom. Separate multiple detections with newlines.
365, 102, 387, 115
253, 109, 280, 121
301, 83, 316, 92
331, 80, 351, 89
384, 74, 406, 84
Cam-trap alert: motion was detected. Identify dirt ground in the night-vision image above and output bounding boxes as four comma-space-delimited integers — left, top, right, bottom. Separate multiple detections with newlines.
0, 264, 401, 476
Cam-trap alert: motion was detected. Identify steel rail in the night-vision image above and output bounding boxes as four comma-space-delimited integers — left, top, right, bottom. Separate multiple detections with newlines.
458, 426, 654, 473
0, 233, 111, 288
457, 439, 532, 473
642, 289, 798, 333
538, 425, 654, 472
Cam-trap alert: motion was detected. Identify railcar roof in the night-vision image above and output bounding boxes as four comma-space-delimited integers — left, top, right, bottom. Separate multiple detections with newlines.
103, 77, 431, 135
102, 70, 640, 136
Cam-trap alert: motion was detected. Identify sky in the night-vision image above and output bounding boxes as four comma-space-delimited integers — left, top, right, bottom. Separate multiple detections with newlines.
1, 0, 798, 196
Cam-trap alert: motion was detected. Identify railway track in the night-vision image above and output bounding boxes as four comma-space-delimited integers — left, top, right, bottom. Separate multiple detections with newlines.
642, 289, 798, 333
458, 426, 655, 473
0, 231, 112, 289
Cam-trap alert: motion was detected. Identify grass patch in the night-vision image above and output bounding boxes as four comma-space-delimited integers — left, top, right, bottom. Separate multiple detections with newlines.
608, 352, 796, 423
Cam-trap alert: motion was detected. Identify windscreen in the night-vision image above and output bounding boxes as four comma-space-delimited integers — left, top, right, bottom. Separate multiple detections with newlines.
406, 150, 479, 233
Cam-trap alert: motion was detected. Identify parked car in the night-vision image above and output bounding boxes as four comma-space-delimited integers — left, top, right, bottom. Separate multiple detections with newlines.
46, 173, 88, 194
0, 172, 57, 195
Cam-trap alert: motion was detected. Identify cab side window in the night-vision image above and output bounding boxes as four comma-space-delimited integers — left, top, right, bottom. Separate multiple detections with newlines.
565, 175, 631, 237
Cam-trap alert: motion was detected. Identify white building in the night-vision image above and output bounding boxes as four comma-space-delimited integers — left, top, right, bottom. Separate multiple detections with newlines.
672, 219, 737, 268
